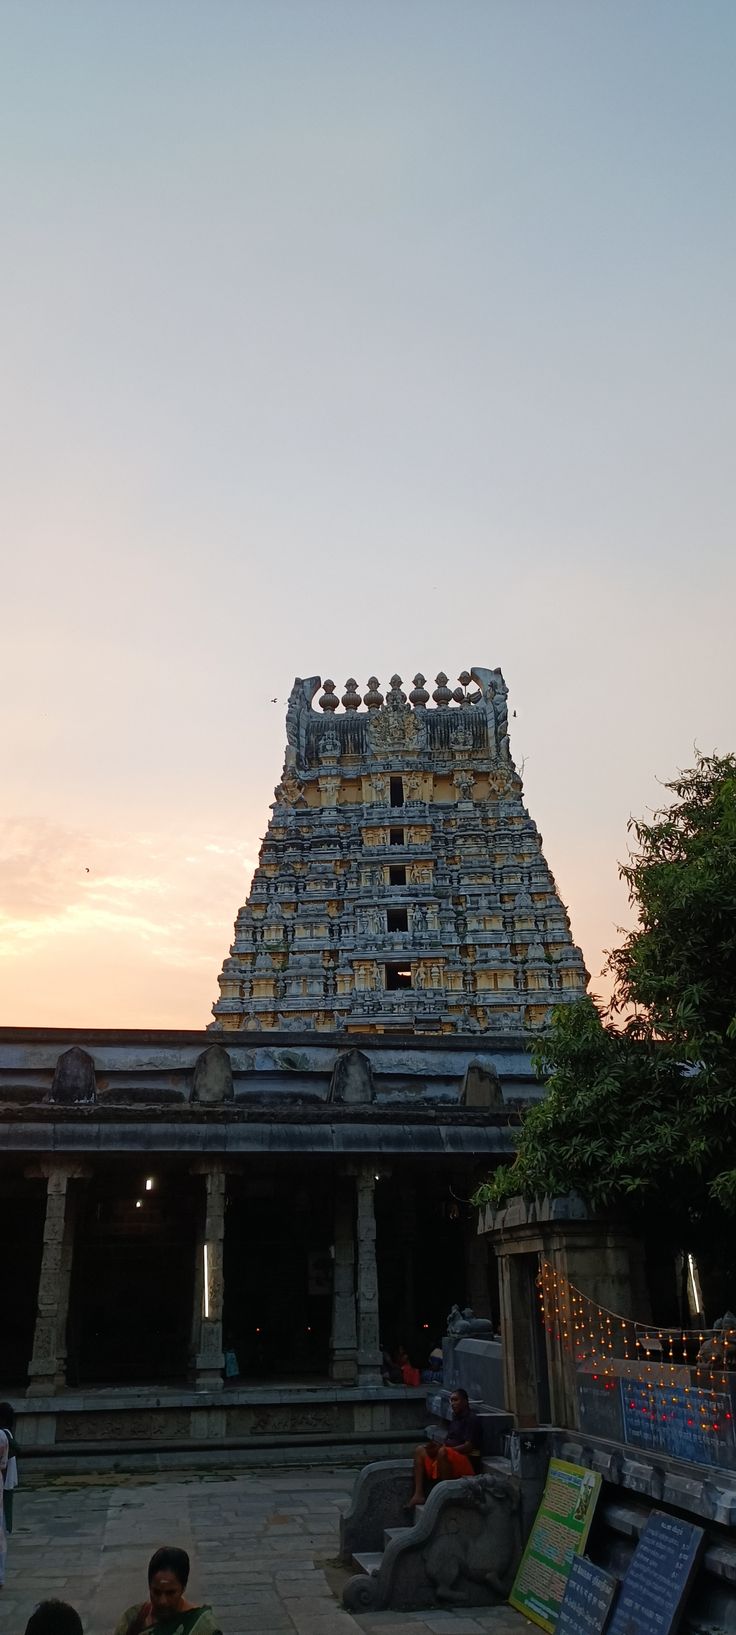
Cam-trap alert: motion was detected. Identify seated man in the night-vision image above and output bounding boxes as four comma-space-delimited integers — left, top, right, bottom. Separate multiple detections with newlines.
407, 1388, 482, 1508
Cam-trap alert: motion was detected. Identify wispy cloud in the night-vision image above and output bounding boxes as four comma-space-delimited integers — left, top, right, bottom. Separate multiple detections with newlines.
0, 816, 255, 1024
0, 902, 172, 955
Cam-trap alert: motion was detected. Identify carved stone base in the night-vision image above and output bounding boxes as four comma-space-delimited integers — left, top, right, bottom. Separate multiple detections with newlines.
357, 1362, 384, 1386
342, 1470, 522, 1613
331, 1354, 359, 1384
26, 1371, 57, 1398
193, 1367, 225, 1392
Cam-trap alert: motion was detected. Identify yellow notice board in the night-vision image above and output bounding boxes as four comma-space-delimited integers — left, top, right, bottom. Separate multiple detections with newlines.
509, 1458, 602, 1632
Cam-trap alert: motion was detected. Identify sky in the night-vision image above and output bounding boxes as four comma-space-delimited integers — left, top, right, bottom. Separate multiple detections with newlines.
1, 0, 734, 1029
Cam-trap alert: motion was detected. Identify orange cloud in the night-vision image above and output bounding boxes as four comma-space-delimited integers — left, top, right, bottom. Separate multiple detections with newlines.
0, 817, 255, 1026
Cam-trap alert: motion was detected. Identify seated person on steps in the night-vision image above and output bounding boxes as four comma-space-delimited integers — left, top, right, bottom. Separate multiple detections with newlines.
407, 1388, 482, 1509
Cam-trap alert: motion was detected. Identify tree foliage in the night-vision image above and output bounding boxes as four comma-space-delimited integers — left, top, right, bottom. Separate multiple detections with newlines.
475, 753, 736, 1230
609, 753, 736, 1053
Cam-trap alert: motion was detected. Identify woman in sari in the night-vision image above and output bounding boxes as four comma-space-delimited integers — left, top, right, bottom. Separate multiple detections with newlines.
113, 1546, 221, 1635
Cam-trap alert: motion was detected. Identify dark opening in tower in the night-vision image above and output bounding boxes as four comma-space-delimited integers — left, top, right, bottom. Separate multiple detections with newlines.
385, 963, 412, 990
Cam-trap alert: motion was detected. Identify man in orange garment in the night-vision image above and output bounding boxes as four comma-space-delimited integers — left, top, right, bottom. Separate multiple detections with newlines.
406, 1388, 483, 1509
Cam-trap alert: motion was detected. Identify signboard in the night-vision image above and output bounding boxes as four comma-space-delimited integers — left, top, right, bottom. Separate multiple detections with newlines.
620, 1381, 736, 1470
576, 1373, 625, 1442
574, 1363, 736, 1472
557, 1556, 618, 1635
607, 1510, 704, 1635
509, 1458, 602, 1632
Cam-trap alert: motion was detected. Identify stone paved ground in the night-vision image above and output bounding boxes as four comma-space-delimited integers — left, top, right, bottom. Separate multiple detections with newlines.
0, 1468, 533, 1635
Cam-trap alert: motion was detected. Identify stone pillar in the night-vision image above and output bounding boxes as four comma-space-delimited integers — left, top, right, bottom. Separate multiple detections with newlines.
481, 1194, 652, 1431
193, 1164, 226, 1391
355, 1166, 383, 1384
27, 1163, 88, 1396
330, 1176, 358, 1383
496, 1250, 544, 1427
55, 1185, 82, 1388
399, 1179, 417, 1343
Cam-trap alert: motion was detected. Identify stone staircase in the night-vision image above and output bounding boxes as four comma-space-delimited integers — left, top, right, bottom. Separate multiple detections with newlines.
339, 1390, 518, 1616
352, 1516, 424, 1580
349, 1454, 511, 1584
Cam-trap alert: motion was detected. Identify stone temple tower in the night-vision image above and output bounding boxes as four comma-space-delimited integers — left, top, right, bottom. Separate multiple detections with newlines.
212, 668, 587, 1033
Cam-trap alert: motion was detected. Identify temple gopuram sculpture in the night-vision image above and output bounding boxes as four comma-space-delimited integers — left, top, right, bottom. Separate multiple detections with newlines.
212, 667, 587, 1033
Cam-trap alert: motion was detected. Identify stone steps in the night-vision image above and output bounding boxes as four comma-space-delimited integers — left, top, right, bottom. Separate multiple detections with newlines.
351, 1495, 426, 1576
352, 1551, 384, 1575
384, 1524, 412, 1545
350, 1460, 510, 1582
20, 1429, 424, 1478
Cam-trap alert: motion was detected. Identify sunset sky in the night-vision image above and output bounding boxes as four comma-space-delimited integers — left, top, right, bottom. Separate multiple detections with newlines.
2, 0, 734, 1029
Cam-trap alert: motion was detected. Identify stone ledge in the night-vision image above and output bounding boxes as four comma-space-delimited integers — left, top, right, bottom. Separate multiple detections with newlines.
15, 1383, 427, 1413
0, 1102, 520, 1125
0, 1118, 517, 1153
0, 1025, 537, 1052
17, 1437, 409, 1476
478, 1193, 590, 1235
549, 1428, 736, 1527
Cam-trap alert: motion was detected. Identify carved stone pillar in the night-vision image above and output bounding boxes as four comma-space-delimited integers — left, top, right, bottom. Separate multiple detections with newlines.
355, 1166, 383, 1384
330, 1176, 358, 1383
193, 1164, 226, 1391
55, 1185, 82, 1388
27, 1163, 88, 1396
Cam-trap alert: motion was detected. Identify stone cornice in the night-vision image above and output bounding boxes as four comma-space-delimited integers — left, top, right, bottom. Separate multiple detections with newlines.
0, 1025, 534, 1052
0, 1100, 521, 1126
0, 1116, 515, 1155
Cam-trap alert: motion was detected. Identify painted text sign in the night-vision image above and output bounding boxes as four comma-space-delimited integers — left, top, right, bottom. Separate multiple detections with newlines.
509, 1458, 602, 1633
607, 1510, 704, 1635
557, 1555, 618, 1635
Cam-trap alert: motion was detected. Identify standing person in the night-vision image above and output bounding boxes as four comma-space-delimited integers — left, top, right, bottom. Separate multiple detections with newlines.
0, 1415, 8, 1589
0, 1403, 18, 1538
112, 1546, 222, 1635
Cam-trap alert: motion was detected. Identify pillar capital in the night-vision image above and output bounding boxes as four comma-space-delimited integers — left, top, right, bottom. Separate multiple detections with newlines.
24, 1161, 92, 1183
345, 1163, 391, 1182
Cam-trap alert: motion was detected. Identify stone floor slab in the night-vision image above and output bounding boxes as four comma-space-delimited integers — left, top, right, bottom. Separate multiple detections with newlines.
1, 1467, 533, 1635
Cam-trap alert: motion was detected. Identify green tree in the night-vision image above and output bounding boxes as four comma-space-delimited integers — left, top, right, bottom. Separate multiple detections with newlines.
475, 753, 736, 1234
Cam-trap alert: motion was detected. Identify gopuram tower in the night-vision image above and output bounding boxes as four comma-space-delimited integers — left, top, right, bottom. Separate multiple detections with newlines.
213, 667, 587, 1033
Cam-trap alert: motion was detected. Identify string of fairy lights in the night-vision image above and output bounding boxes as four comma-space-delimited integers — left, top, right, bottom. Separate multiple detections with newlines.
538, 1259, 735, 1441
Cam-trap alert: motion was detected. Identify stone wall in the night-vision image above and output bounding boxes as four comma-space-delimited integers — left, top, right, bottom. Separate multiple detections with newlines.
11, 1385, 427, 1469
